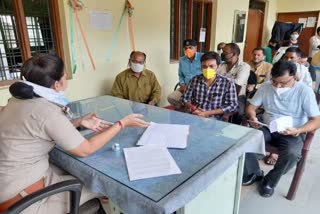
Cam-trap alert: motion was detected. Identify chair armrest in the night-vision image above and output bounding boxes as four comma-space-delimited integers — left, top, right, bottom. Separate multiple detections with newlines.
4, 179, 82, 214
302, 131, 315, 151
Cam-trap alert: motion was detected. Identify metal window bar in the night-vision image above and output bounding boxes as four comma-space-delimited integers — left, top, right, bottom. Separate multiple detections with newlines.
0, 13, 22, 80
0, 0, 57, 81
23, 0, 55, 56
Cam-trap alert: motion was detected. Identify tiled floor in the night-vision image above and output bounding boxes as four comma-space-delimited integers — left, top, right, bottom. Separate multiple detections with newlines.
240, 130, 320, 214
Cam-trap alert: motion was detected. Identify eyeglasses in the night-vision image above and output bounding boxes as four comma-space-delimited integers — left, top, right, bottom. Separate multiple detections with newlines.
271, 77, 294, 87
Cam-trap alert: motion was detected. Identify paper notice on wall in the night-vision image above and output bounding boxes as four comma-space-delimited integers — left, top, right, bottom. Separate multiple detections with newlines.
199, 28, 206, 42
90, 11, 113, 30
298, 18, 307, 28
306, 17, 317, 28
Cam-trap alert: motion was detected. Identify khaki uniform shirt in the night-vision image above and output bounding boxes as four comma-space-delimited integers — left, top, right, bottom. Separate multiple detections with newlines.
0, 98, 85, 202
111, 69, 161, 104
217, 61, 250, 96
247, 61, 273, 88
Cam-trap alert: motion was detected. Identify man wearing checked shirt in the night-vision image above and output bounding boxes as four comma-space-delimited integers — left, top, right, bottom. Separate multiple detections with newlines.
167, 39, 203, 109
181, 51, 238, 118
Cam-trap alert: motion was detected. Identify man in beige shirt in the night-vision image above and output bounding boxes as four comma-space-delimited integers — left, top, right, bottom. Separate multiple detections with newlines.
247, 47, 273, 90
111, 51, 161, 105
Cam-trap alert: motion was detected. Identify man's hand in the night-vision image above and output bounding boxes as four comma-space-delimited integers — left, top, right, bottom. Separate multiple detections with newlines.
148, 100, 156, 106
247, 117, 262, 129
281, 127, 300, 136
192, 109, 208, 118
179, 84, 187, 93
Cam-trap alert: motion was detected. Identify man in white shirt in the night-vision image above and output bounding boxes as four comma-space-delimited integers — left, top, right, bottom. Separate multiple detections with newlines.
309, 27, 320, 58
218, 43, 250, 96
284, 47, 313, 88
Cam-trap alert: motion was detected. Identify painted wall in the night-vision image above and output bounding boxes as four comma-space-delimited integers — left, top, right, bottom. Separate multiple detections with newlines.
212, 0, 250, 58
262, 0, 278, 45
277, 0, 320, 13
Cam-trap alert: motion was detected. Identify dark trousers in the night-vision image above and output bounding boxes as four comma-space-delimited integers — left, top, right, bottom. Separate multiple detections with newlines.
243, 127, 304, 187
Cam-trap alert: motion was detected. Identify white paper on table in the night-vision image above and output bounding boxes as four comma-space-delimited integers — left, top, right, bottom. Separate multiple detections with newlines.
90, 11, 112, 30
269, 116, 293, 133
123, 145, 181, 181
137, 122, 190, 149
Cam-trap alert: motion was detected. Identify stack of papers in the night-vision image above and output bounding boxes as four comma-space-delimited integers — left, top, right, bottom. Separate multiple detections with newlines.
137, 122, 190, 149
123, 145, 181, 181
249, 116, 293, 133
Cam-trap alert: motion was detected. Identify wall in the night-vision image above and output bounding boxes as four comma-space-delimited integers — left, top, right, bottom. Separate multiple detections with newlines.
0, 0, 178, 106
262, 0, 278, 45
277, 0, 320, 13
212, 0, 250, 58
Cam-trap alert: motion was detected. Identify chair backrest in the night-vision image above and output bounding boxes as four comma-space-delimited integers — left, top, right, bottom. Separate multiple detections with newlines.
174, 82, 180, 91
4, 179, 82, 214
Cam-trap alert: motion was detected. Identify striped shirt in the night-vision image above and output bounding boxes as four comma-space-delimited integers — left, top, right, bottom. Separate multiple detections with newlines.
181, 74, 238, 113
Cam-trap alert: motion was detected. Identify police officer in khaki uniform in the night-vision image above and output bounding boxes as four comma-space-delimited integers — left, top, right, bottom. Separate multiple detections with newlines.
0, 54, 149, 213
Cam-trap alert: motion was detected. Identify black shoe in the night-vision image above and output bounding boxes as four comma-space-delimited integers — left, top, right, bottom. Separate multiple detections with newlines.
242, 171, 264, 186
259, 179, 274, 197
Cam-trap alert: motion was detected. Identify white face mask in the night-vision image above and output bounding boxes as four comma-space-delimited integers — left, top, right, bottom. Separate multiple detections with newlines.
272, 86, 291, 95
130, 62, 144, 73
217, 49, 223, 56
291, 34, 299, 40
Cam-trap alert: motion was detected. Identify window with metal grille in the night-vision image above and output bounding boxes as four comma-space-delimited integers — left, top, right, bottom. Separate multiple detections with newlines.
0, 0, 63, 83
170, 0, 213, 61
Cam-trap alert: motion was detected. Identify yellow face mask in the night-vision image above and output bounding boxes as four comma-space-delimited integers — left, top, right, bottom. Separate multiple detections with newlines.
202, 68, 216, 79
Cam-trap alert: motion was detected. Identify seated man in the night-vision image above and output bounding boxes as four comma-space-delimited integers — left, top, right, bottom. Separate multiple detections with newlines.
243, 60, 320, 197
111, 51, 161, 105
300, 52, 316, 89
247, 47, 272, 89
284, 47, 312, 88
216, 42, 226, 56
181, 51, 238, 118
218, 42, 250, 96
167, 39, 203, 109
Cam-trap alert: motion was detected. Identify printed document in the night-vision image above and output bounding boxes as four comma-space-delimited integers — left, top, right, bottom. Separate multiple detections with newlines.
137, 122, 190, 149
123, 145, 181, 181
248, 116, 293, 133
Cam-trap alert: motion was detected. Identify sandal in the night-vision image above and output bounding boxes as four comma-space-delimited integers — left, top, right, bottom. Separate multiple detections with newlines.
264, 153, 278, 165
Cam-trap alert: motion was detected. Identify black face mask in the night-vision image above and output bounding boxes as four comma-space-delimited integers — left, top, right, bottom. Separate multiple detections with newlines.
221, 53, 226, 62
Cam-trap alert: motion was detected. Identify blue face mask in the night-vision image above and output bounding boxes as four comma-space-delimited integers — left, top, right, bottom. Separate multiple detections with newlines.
22, 81, 70, 106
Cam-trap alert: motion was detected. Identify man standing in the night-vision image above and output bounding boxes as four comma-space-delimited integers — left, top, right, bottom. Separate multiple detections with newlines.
111, 51, 161, 105
218, 43, 250, 96
243, 60, 320, 197
247, 47, 273, 89
181, 52, 238, 118
167, 39, 203, 109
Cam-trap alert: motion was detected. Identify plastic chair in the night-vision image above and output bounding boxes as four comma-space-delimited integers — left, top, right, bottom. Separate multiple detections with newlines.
265, 131, 315, 200
4, 179, 82, 214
